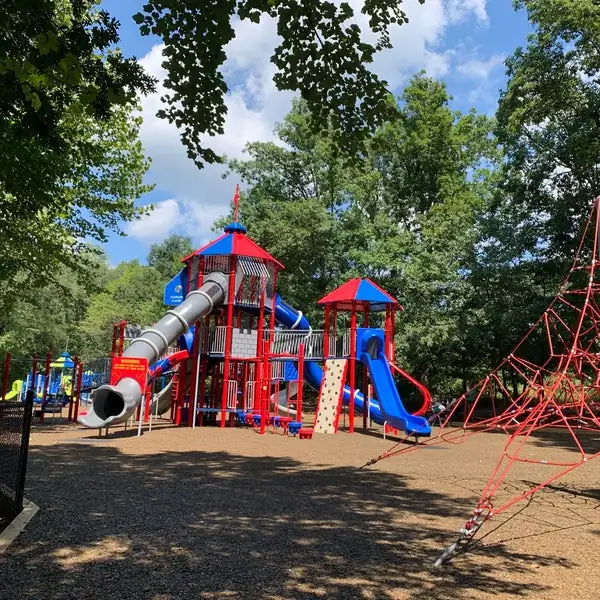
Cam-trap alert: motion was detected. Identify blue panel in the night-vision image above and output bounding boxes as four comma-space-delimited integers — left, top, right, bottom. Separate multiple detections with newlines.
224, 221, 247, 233
284, 361, 299, 382
355, 280, 394, 304
163, 268, 188, 306
198, 234, 233, 256
179, 327, 195, 354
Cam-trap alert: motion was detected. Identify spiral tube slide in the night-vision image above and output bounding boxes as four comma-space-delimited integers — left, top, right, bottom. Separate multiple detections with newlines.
78, 271, 228, 429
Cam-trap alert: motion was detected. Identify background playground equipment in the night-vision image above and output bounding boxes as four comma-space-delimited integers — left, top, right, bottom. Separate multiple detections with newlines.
363, 196, 600, 564
0, 351, 112, 422
78, 190, 432, 437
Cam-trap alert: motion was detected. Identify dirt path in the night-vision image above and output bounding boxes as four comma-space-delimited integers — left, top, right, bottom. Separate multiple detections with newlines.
1, 421, 599, 599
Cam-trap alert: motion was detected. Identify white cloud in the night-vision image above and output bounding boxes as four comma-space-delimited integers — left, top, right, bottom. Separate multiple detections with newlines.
127, 0, 493, 252
446, 0, 489, 24
457, 53, 506, 80
126, 197, 235, 246
127, 199, 182, 243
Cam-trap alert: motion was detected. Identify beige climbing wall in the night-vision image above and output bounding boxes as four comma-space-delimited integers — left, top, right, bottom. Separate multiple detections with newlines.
314, 359, 348, 434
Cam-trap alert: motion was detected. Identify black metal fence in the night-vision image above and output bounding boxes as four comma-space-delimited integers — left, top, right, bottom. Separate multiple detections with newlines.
0, 390, 34, 526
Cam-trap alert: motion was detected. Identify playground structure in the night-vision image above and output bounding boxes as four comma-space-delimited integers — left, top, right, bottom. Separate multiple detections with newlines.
0, 352, 104, 422
363, 197, 600, 564
2, 352, 85, 405
78, 191, 432, 438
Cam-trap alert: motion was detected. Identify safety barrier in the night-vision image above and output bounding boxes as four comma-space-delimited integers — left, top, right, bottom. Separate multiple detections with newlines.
0, 390, 33, 526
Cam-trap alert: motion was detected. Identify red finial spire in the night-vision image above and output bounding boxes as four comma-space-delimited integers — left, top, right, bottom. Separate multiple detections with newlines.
233, 184, 240, 222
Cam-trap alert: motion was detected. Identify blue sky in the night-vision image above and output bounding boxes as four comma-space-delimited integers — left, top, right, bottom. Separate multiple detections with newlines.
100, 0, 531, 267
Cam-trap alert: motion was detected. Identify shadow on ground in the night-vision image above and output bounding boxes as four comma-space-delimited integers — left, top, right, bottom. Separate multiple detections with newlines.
0, 438, 576, 599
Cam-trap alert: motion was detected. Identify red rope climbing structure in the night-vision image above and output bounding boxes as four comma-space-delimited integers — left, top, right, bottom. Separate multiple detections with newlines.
365, 197, 600, 560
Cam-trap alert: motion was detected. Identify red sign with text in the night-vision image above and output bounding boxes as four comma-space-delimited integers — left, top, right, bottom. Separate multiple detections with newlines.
110, 356, 149, 393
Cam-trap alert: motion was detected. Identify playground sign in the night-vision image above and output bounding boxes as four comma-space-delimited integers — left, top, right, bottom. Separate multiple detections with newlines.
110, 357, 149, 392
164, 268, 187, 306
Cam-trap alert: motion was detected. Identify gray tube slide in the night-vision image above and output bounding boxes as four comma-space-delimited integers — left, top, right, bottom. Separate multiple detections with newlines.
78, 271, 228, 428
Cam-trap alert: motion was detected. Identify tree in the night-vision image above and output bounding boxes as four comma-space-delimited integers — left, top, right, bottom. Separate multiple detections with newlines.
148, 234, 194, 280
1, 102, 153, 285
135, 0, 424, 167
0, 248, 111, 358
223, 78, 500, 393
496, 0, 600, 264
220, 99, 360, 323
0, 1, 154, 284
363, 75, 500, 390
484, 0, 600, 369
77, 261, 166, 359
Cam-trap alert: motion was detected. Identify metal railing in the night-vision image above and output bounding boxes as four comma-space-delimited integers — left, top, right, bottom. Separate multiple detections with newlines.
196, 326, 354, 359
80, 357, 111, 390
245, 381, 256, 410
225, 380, 238, 409
198, 325, 227, 355
269, 329, 352, 359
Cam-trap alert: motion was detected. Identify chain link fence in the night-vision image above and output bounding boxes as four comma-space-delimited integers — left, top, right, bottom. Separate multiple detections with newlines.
0, 390, 34, 529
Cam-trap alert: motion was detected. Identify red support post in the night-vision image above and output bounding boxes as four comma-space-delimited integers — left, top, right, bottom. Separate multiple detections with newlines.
259, 341, 269, 435
119, 320, 126, 356
324, 307, 330, 358
363, 306, 369, 430
390, 306, 396, 362
242, 361, 249, 411
42, 352, 51, 409
198, 356, 207, 425
332, 308, 338, 343
297, 343, 305, 425
0, 352, 10, 402
30, 355, 38, 392
144, 384, 152, 423
349, 306, 357, 433
221, 258, 237, 427
198, 256, 204, 289
111, 324, 117, 359
175, 360, 187, 426
68, 357, 76, 422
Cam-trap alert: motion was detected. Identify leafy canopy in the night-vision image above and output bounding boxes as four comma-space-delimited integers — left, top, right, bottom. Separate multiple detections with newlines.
148, 234, 194, 280
135, 0, 424, 167
0, 1, 155, 282
222, 76, 500, 392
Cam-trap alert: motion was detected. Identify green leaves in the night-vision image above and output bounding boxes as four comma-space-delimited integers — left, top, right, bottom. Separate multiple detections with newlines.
497, 0, 600, 263
136, 0, 415, 168
223, 80, 500, 392
0, 1, 154, 284
148, 234, 194, 280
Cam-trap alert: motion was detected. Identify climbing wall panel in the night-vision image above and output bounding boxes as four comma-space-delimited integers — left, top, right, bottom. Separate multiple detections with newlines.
314, 359, 348, 434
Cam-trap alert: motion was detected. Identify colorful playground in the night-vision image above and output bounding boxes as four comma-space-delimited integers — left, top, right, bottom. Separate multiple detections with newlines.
3, 196, 600, 599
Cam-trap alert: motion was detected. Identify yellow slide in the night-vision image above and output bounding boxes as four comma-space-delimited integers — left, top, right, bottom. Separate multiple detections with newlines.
3, 380, 23, 401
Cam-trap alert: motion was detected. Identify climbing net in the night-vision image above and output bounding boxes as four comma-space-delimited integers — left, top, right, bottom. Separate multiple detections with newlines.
364, 197, 600, 559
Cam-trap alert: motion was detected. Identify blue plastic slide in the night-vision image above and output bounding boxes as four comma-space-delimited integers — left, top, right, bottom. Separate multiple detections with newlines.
356, 329, 431, 436
273, 295, 430, 436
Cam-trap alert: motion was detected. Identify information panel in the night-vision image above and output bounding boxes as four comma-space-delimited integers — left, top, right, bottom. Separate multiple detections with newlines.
110, 356, 149, 393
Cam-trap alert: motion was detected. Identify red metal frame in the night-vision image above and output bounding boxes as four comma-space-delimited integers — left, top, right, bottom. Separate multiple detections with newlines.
220, 257, 237, 427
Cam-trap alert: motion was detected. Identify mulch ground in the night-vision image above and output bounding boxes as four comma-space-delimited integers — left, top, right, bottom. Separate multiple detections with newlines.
1, 417, 599, 600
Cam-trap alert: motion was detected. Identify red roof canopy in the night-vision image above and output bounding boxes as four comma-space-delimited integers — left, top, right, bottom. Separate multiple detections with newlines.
318, 278, 401, 312
181, 222, 284, 269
